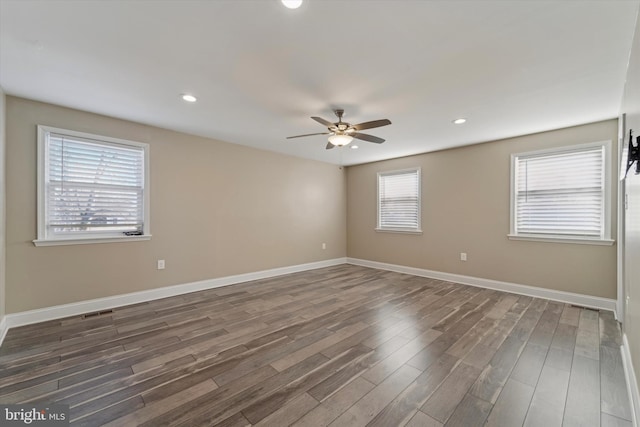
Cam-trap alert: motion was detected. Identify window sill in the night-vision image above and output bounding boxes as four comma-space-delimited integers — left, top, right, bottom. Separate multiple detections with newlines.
375, 228, 423, 235
507, 234, 614, 246
33, 235, 152, 247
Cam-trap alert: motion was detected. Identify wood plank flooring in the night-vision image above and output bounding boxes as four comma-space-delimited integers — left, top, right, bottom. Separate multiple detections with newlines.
0, 264, 632, 426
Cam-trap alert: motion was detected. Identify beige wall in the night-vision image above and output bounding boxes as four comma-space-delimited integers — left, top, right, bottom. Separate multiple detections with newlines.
622, 9, 640, 404
0, 88, 5, 321
2, 96, 623, 313
347, 120, 618, 299
5, 96, 347, 313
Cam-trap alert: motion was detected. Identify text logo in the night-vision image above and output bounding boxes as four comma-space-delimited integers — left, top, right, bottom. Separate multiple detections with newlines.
0, 405, 69, 426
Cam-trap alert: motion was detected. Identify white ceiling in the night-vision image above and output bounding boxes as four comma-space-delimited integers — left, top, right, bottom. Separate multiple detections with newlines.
1, 0, 638, 166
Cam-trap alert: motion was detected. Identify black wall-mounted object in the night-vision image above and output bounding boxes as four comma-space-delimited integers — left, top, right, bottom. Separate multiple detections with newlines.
623, 129, 640, 178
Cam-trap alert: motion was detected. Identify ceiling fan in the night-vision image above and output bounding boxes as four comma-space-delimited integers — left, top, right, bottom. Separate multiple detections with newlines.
287, 109, 391, 150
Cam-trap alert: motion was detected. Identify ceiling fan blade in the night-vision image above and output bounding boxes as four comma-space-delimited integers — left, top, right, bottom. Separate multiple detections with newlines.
311, 116, 335, 128
353, 132, 385, 144
286, 132, 330, 139
352, 119, 392, 131
326, 142, 335, 150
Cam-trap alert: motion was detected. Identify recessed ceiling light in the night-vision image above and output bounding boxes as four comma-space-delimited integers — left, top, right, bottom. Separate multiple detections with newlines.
281, 0, 303, 9
452, 118, 467, 124
351, 145, 359, 150
182, 94, 197, 103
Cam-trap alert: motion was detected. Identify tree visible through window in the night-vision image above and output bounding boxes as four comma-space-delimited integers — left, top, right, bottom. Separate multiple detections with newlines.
36, 126, 150, 245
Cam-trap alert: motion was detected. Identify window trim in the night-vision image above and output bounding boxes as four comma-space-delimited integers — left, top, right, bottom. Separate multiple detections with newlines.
34, 125, 151, 247
508, 140, 613, 245
376, 167, 422, 234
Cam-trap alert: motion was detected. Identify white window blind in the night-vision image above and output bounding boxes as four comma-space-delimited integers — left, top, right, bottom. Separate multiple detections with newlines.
513, 145, 606, 238
36, 126, 150, 245
377, 168, 421, 232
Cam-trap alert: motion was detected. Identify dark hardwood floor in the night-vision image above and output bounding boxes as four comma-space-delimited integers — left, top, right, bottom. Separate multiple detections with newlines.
0, 265, 632, 426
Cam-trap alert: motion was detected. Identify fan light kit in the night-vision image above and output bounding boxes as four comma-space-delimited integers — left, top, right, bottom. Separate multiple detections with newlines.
182, 94, 197, 103
281, 0, 303, 9
328, 134, 353, 146
287, 109, 391, 150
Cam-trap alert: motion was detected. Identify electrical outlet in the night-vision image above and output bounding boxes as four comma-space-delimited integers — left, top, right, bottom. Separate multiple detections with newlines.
157, 260, 165, 270
322, 243, 327, 250
460, 252, 467, 261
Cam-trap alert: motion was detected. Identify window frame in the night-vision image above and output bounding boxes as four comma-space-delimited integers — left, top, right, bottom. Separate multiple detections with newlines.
34, 125, 151, 247
376, 167, 422, 234
508, 140, 614, 246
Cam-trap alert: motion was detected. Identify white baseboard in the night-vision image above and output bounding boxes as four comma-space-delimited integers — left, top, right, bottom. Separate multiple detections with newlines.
0, 257, 347, 345
0, 315, 7, 348
347, 258, 617, 313
1, 257, 619, 349
622, 333, 640, 427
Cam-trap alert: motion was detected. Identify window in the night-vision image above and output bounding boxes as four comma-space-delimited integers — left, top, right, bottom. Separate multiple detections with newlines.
34, 126, 150, 246
509, 141, 613, 245
377, 168, 421, 233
